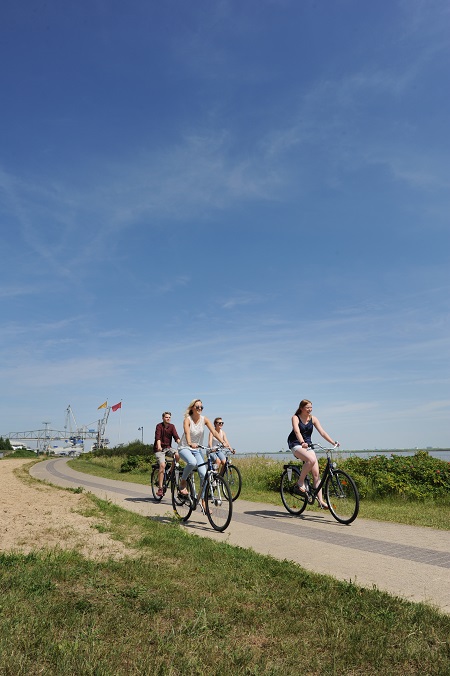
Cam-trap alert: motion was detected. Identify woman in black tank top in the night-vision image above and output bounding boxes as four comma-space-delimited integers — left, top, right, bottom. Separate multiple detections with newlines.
288, 399, 339, 508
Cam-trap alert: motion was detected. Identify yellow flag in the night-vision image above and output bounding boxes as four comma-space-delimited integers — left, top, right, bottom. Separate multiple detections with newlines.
97, 401, 108, 410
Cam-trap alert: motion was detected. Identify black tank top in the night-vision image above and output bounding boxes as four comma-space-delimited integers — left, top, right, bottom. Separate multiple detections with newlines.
287, 416, 313, 445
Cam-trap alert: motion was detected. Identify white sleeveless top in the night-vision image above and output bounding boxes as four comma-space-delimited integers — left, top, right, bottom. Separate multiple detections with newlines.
180, 416, 205, 447
211, 433, 223, 449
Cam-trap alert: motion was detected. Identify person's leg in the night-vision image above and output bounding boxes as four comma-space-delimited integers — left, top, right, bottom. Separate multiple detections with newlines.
191, 449, 208, 503
292, 448, 327, 506
291, 446, 315, 490
155, 451, 166, 494
215, 450, 226, 475
309, 455, 326, 505
178, 447, 197, 493
193, 449, 206, 485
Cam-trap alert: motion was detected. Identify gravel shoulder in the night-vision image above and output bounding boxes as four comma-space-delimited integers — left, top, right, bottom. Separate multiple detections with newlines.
0, 458, 134, 560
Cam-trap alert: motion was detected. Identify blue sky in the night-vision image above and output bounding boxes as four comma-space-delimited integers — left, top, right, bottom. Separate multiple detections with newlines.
1, 0, 449, 453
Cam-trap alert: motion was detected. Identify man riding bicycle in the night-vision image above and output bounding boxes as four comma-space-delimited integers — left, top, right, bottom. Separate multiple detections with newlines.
154, 412, 181, 497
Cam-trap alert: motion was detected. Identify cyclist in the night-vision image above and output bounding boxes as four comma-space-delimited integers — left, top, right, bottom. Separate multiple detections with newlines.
178, 399, 224, 498
287, 399, 339, 509
154, 412, 180, 497
208, 417, 234, 475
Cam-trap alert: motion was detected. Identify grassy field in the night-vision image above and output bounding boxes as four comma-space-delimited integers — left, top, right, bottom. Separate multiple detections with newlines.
1, 454, 448, 674
1, 488, 450, 675
70, 454, 450, 530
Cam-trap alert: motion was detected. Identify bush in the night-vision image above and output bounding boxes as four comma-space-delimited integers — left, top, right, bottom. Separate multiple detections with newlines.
0, 437, 13, 451
7, 449, 37, 459
120, 454, 153, 473
247, 451, 450, 503
341, 451, 450, 501
92, 441, 154, 459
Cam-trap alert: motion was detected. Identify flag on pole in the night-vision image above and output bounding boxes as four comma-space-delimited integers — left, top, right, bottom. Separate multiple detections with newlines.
98, 401, 108, 410
111, 402, 122, 412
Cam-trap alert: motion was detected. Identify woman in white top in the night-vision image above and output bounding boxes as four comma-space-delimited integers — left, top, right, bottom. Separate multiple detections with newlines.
208, 417, 234, 474
178, 399, 224, 496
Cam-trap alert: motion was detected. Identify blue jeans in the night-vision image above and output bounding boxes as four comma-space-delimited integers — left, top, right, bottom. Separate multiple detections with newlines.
178, 447, 206, 494
210, 449, 226, 464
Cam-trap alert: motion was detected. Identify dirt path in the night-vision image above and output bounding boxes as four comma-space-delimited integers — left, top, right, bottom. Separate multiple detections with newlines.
0, 458, 134, 560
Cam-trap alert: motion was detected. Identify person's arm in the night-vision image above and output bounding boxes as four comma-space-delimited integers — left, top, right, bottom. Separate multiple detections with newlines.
205, 417, 223, 444
221, 431, 232, 450
154, 424, 162, 452
292, 415, 308, 448
171, 425, 181, 446
170, 426, 181, 460
312, 416, 339, 446
208, 430, 213, 447
183, 417, 194, 447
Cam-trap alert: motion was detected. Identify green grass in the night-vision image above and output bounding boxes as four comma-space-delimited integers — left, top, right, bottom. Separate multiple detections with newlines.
1, 494, 449, 675
69, 455, 450, 530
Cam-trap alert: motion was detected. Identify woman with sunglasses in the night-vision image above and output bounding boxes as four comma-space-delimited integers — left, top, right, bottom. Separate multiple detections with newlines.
178, 399, 224, 497
208, 417, 234, 475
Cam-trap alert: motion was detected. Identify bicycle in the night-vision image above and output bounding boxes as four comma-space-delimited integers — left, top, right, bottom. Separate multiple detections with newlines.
150, 450, 179, 501
213, 445, 242, 501
171, 445, 233, 532
280, 443, 359, 524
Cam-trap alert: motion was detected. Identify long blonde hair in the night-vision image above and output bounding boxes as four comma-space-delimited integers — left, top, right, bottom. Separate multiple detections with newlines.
184, 398, 202, 419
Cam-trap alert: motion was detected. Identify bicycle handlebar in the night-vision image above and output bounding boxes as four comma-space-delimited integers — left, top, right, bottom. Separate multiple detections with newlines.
308, 443, 340, 452
197, 444, 236, 455
212, 443, 236, 454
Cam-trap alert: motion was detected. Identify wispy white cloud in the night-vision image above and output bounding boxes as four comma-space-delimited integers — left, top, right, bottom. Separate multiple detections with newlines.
157, 275, 190, 294
221, 292, 262, 309
0, 285, 38, 299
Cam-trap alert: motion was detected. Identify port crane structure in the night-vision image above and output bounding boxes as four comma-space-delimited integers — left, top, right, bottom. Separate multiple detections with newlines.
5, 405, 111, 451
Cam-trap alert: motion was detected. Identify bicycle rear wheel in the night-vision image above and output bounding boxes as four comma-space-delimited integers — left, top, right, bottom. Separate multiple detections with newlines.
280, 468, 307, 515
325, 470, 359, 524
151, 466, 162, 502
205, 474, 233, 532
172, 475, 194, 522
223, 463, 242, 501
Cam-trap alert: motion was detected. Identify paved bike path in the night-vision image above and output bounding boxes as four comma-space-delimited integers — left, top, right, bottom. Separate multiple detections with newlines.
30, 458, 450, 615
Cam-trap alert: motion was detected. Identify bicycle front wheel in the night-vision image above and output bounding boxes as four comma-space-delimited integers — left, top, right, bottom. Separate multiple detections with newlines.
172, 475, 194, 522
280, 468, 307, 515
325, 470, 359, 525
150, 466, 162, 502
223, 464, 242, 501
205, 474, 233, 532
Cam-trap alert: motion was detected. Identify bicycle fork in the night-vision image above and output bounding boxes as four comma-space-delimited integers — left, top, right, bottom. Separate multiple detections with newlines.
328, 471, 345, 498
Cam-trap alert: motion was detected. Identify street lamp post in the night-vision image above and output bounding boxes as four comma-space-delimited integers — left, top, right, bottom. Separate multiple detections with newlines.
138, 426, 144, 444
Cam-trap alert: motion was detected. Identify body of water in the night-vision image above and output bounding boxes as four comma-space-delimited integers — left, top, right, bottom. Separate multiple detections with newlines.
239, 449, 450, 463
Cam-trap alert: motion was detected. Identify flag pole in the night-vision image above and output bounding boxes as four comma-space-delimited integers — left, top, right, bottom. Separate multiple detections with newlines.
118, 400, 122, 445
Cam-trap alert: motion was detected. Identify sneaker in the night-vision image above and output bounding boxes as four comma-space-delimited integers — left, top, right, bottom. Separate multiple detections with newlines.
157, 488, 164, 497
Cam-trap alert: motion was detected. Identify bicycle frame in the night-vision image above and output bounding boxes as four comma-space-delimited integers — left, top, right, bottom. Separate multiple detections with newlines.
151, 451, 179, 500
172, 445, 233, 531
213, 445, 242, 501
281, 443, 359, 524
188, 447, 223, 508
286, 443, 335, 502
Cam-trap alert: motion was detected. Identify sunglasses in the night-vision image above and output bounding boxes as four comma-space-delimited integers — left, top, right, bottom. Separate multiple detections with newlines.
217, 421, 224, 425
195, 405, 204, 411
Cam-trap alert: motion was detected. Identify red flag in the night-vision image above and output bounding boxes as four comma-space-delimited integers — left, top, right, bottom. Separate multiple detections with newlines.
112, 402, 122, 412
